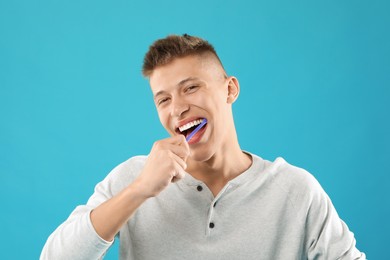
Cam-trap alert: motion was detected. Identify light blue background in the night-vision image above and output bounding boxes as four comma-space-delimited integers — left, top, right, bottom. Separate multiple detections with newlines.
1, 0, 389, 259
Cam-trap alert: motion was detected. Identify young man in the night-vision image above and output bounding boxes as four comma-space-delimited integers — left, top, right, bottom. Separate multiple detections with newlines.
41, 34, 366, 259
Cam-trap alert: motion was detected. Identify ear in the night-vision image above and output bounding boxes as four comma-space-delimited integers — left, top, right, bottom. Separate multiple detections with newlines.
226, 76, 240, 104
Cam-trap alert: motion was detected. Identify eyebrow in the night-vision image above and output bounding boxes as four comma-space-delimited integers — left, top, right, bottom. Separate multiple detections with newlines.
153, 77, 200, 100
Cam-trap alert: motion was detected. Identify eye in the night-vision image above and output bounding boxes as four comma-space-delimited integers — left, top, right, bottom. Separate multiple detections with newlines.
185, 85, 198, 93
157, 97, 170, 106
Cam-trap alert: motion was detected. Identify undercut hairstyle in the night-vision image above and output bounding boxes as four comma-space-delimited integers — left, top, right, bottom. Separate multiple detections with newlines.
142, 34, 224, 77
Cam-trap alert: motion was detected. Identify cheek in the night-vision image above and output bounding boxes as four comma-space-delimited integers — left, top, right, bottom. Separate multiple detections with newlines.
156, 108, 165, 123
207, 94, 226, 114
157, 110, 171, 131
191, 91, 214, 108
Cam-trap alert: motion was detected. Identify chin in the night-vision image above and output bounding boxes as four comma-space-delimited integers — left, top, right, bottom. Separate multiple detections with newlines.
189, 147, 214, 162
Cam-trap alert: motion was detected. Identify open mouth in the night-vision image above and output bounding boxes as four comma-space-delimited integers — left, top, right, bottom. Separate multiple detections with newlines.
176, 118, 206, 139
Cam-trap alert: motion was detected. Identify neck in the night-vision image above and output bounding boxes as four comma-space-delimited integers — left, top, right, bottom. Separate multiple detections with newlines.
186, 135, 252, 196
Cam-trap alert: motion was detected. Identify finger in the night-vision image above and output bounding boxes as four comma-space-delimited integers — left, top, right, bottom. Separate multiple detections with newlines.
169, 151, 187, 170
167, 143, 190, 161
167, 134, 187, 145
152, 136, 190, 161
178, 135, 190, 153
153, 135, 187, 150
171, 160, 187, 182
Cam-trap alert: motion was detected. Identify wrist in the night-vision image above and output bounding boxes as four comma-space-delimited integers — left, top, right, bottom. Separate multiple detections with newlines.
127, 178, 154, 201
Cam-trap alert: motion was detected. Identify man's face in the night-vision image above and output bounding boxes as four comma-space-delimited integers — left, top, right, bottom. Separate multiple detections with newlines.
149, 54, 236, 161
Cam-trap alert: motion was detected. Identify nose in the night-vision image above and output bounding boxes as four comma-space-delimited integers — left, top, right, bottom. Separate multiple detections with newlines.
171, 96, 189, 117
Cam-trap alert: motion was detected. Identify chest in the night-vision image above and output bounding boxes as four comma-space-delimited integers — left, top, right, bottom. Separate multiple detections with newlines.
119, 183, 306, 259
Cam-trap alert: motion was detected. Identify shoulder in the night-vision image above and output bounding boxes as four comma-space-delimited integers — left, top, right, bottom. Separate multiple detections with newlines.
110, 155, 147, 175
263, 157, 322, 195
260, 156, 331, 219
98, 155, 148, 195
256, 156, 328, 211
108, 155, 147, 180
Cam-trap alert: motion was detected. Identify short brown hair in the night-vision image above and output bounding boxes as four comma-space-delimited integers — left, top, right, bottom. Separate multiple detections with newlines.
142, 34, 223, 77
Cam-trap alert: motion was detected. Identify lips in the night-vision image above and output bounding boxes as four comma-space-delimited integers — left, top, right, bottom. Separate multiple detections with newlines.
175, 118, 206, 139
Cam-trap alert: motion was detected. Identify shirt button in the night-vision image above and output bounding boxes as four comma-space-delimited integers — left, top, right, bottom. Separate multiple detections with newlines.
209, 222, 215, 228
197, 185, 203, 191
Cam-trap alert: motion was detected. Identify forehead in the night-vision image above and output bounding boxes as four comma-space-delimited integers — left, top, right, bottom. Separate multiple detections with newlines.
149, 54, 224, 94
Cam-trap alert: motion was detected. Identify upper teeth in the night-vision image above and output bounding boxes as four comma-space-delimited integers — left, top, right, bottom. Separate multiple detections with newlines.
179, 119, 203, 132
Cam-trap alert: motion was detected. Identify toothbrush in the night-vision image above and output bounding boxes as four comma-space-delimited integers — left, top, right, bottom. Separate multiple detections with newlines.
186, 119, 207, 142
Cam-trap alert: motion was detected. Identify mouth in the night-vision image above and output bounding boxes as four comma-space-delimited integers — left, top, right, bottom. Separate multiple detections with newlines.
176, 118, 206, 139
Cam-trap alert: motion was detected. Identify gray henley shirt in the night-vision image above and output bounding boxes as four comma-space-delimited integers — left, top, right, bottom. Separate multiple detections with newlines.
41, 153, 366, 259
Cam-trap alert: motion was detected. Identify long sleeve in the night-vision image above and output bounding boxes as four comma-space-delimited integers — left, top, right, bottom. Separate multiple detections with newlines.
303, 174, 366, 259
40, 156, 143, 260
40, 206, 113, 260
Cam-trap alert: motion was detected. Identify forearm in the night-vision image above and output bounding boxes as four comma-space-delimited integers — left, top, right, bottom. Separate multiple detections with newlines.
41, 182, 148, 260
40, 206, 113, 260
90, 180, 149, 242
